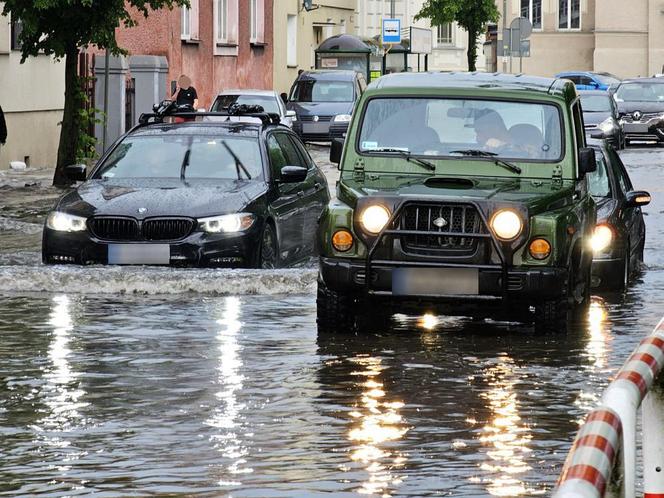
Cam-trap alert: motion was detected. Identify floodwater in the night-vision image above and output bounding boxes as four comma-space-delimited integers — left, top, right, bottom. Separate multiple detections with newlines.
0, 146, 663, 497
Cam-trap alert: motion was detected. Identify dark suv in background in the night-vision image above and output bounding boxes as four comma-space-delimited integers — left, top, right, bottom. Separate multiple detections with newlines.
613, 78, 664, 145
285, 70, 366, 142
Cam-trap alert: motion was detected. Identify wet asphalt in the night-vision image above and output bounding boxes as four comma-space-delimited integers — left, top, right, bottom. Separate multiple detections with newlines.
0, 145, 663, 496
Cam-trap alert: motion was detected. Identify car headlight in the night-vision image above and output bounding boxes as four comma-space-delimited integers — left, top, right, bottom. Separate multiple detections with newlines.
598, 118, 616, 133
46, 212, 87, 232
198, 213, 256, 233
359, 205, 391, 235
490, 210, 523, 241
591, 224, 614, 253
333, 114, 352, 123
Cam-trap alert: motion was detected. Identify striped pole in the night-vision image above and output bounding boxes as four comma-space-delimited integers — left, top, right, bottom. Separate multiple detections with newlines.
554, 319, 664, 498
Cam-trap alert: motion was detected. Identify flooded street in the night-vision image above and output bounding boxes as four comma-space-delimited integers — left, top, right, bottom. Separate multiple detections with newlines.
1, 146, 663, 496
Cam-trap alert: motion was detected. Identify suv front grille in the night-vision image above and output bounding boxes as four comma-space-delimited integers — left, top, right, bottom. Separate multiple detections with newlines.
88, 217, 195, 241
621, 112, 661, 123
398, 204, 485, 254
298, 115, 333, 122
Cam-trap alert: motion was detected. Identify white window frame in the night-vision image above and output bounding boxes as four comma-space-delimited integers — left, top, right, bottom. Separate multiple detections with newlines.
181, 6, 191, 41
558, 0, 582, 31
215, 0, 228, 43
286, 14, 297, 68
436, 23, 453, 47
250, 0, 258, 43
520, 0, 543, 30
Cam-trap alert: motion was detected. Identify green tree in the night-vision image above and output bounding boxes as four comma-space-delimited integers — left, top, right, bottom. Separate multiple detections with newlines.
1, 0, 188, 186
415, 0, 499, 72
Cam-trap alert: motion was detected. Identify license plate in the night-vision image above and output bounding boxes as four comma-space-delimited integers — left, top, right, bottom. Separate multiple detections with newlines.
303, 123, 329, 134
625, 123, 649, 133
392, 268, 479, 296
107, 244, 170, 265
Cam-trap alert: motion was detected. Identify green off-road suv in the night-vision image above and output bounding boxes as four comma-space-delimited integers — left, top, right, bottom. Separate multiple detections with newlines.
316, 72, 597, 333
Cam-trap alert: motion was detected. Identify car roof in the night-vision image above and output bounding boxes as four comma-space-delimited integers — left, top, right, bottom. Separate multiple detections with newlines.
556, 71, 613, 77
368, 71, 572, 97
578, 90, 610, 96
297, 70, 358, 81
215, 89, 277, 97
620, 77, 664, 84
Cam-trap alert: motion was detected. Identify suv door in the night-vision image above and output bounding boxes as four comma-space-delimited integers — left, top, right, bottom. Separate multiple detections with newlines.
267, 132, 310, 262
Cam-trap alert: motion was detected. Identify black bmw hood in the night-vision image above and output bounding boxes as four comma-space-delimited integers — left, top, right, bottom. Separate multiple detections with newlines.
56, 178, 268, 219
617, 102, 664, 115
583, 111, 612, 125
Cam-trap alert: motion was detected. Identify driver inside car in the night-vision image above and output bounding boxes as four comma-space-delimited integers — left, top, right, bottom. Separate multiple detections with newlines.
474, 110, 511, 151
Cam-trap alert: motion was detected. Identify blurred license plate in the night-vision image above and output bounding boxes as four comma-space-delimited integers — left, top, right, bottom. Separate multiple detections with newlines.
392, 268, 479, 296
108, 244, 170, 265
625, 123, 649, 133
303, 123, 329, 134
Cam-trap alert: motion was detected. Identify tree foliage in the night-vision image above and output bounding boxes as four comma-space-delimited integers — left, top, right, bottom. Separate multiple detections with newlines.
415, 0, 500, 72
1, 0, 188, 185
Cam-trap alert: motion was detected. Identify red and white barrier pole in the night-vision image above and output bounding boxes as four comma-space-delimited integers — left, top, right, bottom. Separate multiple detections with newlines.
643, 373, 664, 497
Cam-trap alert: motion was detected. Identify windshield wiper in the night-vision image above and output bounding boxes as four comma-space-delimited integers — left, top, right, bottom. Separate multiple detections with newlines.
221, 140, 252, 180
368, 147, 436, 172
450, 149, 522, 175
180, 137, 193, 181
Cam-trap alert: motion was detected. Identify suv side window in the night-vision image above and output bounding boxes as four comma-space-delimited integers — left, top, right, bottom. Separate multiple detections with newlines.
608, 148, 633, 195
572, 101, 586, 149
267, 134, 288, 180
288, 134, 316, 170
579, 76, 594, 86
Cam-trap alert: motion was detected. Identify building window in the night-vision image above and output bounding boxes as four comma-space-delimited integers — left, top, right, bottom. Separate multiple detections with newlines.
250, 0, 265, 44
11, 18, 23, 51
520, 0, 542, 30
436, 23, 453, 46
216, 0, 228, 42
181, 0, 199, 41
558, 0, 580, 30
287, 14, 297, 67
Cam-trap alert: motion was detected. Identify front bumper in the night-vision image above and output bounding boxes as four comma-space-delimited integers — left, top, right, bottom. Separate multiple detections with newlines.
585, 126, 621, 145
42, 226, 262, 267
621, 120, 664, 142
320, 257, 568, 301
329, 122, 350, 140
592, 256, 624, 289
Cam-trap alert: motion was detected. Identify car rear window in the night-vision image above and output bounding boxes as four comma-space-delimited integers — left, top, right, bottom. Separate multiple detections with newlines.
289, 81, 354, 103
94, 135, 263, 180
358, 97, 563, 162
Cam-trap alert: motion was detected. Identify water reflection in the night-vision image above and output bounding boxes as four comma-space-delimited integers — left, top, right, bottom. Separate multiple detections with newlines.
347, 355, 408, 496
206, 296, 252, 486
478, 355, 543, 496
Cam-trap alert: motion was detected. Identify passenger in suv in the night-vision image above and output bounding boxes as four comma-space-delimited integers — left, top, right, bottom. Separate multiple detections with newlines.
286, 70, 366, 142
317, 73, 597, 333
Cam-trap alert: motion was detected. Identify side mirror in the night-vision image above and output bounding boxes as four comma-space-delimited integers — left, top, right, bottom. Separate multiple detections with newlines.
280, 92, 288, 105
286, 110, 296, 118
626, 190, 651, 207
65, 164, 87, 182
590, 131, 605, 139
578, 147, 597, 176
330, 138, 344, 164
280, 165, 307, 183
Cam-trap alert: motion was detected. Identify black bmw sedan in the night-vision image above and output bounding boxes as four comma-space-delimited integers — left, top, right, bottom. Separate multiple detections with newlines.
587, 140, 650, 290
43, 116, 330, 268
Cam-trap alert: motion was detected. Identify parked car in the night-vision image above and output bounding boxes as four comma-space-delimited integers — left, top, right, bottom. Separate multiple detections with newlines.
286, 70, 366, 142
579, 90, 625, 149
587, 139, 650, 290
210, 89, 296, 128
42, 104, 330, 268
555, 71, 621, 91
317, 72, 597, 334
613, 78, 664, 145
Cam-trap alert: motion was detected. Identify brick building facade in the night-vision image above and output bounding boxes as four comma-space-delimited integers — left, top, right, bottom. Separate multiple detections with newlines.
114, 0, 273, 109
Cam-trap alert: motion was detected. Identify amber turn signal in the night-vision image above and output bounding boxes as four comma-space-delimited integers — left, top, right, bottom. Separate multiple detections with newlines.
529, 238, 551, 260
332, 230, 354, 252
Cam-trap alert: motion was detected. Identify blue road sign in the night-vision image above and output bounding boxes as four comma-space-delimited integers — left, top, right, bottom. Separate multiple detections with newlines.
382, 18, 401, 44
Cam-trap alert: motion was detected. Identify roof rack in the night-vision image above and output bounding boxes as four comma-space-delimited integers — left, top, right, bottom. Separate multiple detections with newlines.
137, 101, 282, 127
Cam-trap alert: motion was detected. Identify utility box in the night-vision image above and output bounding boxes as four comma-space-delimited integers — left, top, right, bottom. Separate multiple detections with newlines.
129, 56, 169, 122
94, 55, 129, 155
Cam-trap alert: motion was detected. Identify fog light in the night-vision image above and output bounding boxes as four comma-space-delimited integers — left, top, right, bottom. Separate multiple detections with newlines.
591, 224, 613, 253
529, 238, 551, 260
332, 230, 354, 252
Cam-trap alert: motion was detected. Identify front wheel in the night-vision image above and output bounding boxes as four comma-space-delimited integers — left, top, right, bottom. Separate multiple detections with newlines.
316, 281, 357, 334
533, 298, 569, 334
259, 223, 279, 269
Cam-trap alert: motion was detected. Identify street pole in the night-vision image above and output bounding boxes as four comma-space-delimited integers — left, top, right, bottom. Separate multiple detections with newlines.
502, 0, 507, 73
102, 49, 110, 153
390, 0, 395, 18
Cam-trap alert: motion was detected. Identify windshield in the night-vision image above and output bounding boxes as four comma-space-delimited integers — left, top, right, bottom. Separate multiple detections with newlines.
588, 151, 611, 198
358, 98, 563, 161
581, 95, 612, 112
615, 83, 664, 103
211, 94, 281, 114
289, 81, 354, 103
595, 74, 621, 86
94, 135, 263, 180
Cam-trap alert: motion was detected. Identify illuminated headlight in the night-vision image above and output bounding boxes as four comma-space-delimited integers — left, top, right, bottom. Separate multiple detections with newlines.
198, 213, 256, 233
333, 114, 352, 123
46, 212, 87, 232
490, 210, 523, 241
591, 224, 614, 253
359, 205, 391, 235
598, 118, 616, 133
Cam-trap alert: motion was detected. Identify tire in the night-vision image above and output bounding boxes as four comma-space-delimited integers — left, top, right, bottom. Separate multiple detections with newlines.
533, 297, 569, 334
316, 280, 357, 335
259, 223, 278, 269
572, 262, 592, 321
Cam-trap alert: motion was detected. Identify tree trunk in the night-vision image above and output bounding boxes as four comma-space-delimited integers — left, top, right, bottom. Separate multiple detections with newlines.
54, 46, 82, 186
466, 26, 479, 72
